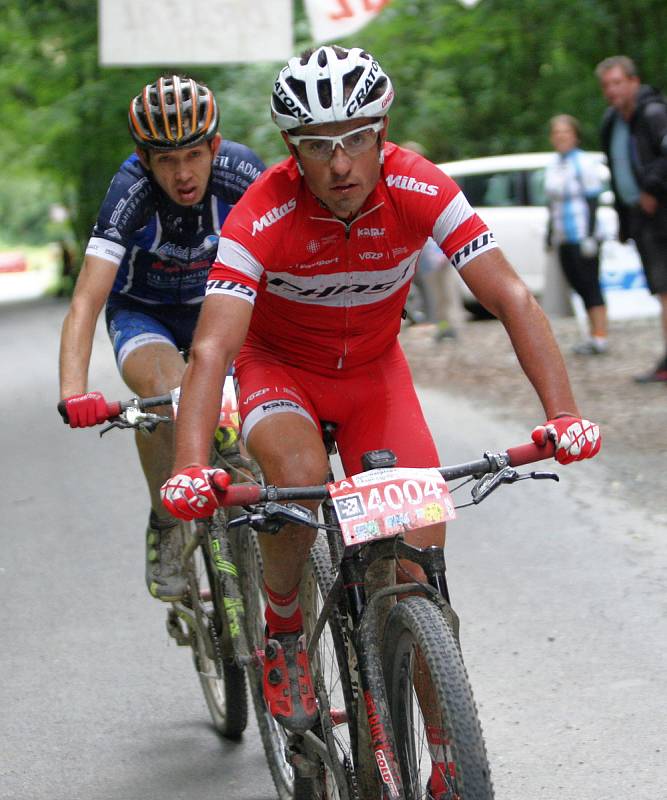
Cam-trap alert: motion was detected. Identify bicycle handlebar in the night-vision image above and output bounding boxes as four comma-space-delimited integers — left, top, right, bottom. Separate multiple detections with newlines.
506, 440, 555, 466
211, 440, 556, 507
58, 393, 174, 425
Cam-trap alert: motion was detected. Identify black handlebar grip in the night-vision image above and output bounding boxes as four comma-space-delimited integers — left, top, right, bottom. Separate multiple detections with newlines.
57, 400, 69, 424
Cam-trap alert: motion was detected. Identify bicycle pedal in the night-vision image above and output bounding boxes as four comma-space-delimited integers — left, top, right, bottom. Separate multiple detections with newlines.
166, 609, 191, 647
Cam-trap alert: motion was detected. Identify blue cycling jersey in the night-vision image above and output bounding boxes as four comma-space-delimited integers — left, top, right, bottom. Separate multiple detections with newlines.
86, 141, 265, 305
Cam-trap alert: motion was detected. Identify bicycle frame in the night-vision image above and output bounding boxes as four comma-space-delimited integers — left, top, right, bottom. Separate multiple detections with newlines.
306, 501, 458, 799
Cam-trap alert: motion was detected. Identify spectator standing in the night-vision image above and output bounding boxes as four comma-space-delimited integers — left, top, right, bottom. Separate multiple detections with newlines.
596, 55, 667, 382
544, 114, 608, 355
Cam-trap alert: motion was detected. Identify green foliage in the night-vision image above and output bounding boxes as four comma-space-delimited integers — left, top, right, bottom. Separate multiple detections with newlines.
1, 0, 666, 249
359, 0, 667, 160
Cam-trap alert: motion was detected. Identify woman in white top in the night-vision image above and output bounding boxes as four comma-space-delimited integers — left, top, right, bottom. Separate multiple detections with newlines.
545, 114, 608, 354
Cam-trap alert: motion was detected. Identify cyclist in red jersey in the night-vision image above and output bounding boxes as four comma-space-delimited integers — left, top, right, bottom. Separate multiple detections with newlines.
161, 46, 601, 755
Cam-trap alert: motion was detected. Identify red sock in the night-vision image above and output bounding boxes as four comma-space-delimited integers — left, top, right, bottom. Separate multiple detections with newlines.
264, 582, 302, 635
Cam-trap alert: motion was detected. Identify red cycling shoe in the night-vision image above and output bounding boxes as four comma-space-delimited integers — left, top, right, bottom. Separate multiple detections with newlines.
264, 629, 318, 734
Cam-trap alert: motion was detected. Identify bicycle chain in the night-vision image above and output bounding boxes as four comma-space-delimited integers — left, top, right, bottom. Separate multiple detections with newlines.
206, 614, 225, 677
183, 547, 225, 675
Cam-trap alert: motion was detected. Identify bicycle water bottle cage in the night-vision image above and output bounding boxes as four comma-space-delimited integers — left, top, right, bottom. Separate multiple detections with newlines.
361, 448, 398, 471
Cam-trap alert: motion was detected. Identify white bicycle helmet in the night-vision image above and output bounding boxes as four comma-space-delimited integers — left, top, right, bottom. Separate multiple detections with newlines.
271, 46, 394, 131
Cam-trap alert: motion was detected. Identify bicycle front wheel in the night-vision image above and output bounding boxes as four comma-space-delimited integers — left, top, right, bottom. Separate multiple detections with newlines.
184, 519, 247, 738
299, 532, 358, 800
233, 527, 294, 800
382, 597, 494, 800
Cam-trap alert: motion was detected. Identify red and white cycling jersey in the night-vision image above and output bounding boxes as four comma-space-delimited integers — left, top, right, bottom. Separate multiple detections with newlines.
207, 142, 497, 374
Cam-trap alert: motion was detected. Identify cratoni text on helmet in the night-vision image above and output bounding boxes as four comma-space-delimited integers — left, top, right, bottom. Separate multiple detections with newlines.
273, 80, 315, 125
345, 59, 381, 117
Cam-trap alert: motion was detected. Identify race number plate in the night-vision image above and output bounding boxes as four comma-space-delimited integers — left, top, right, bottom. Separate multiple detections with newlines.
328, 468, 456, 547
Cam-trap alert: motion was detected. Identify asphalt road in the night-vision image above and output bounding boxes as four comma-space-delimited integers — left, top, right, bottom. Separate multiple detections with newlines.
2, 297, 665, 800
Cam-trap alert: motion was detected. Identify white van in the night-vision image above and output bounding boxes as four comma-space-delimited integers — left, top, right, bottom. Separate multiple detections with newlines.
437, 153, 651, 318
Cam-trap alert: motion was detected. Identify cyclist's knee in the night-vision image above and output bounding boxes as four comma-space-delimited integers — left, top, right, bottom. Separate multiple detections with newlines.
122, 342, 186, 397
248, 414, 329, 487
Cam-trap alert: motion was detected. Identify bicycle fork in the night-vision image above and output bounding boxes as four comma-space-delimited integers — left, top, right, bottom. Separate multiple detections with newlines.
339, 539, 457, 800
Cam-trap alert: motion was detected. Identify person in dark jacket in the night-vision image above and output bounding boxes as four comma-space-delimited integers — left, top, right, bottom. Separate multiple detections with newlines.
596, 55, 667, 382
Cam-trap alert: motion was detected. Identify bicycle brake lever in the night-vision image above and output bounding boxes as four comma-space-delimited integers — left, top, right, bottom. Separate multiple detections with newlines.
227, 514, 252, 529
471, 466, 521, 504
99, 419, 128, 437
266, 502, 318, 528
245, 502, 319, 534
472, 467, 559, 504
529, 470, 559, 482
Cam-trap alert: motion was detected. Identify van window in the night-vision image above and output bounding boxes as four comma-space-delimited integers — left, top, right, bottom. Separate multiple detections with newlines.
526, 168, 547, 206
455, 171, 522, 207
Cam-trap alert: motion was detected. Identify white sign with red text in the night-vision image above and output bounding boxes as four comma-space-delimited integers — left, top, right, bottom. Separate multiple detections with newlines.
328, 467, 456, 547
99, 0, 292, 65
304, 0, 391, 43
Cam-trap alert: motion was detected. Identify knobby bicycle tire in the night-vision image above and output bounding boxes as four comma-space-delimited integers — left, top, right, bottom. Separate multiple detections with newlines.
232, 526, 295, 800
298, 532, 359, 800
382, 597, 494, 800
184, 518, 248, 738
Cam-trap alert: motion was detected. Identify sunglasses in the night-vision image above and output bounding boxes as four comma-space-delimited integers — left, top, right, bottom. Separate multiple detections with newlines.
287, 121, 385, 161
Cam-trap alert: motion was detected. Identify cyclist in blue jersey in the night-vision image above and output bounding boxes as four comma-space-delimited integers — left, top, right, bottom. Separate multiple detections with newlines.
58, 75, 265, 600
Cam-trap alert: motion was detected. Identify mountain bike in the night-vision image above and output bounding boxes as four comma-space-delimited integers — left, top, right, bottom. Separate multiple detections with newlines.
206, 429, 559, 800
59, 391, 335, 797
57, 390, 261, 739
62, 392, 558, 799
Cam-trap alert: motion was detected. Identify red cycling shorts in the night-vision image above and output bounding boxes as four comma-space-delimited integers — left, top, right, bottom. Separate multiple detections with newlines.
234, 341, 440, 476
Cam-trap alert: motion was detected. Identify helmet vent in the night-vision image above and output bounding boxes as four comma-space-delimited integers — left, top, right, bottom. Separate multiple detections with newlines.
360, 76, 388, 108
343, 66, 365, 103
285, 76, 309, 109
317, 79, 332, 110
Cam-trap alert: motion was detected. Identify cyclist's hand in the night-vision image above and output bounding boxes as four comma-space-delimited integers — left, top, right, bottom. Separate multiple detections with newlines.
60, 392, 113, 427
160, 465, 231, 520
531, 415, 601, 465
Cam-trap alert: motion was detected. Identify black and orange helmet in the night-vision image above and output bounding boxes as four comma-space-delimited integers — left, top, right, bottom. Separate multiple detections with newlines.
128, 75, 219, 150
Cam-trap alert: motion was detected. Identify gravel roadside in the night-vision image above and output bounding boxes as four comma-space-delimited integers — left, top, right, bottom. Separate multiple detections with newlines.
400, 314, 667, 517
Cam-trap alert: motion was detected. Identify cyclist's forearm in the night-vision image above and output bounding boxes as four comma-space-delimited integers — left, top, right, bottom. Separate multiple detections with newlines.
501, 295, 580, 419
58, 303, 99, 397
172, 294, 253, 471
59, 256, 116, 398
173, 350, 229, 470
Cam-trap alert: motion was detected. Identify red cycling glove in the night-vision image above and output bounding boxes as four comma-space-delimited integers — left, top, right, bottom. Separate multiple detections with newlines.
531, 415, 601, 465
161, 465, 231, 520
62, 392, 113, 428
